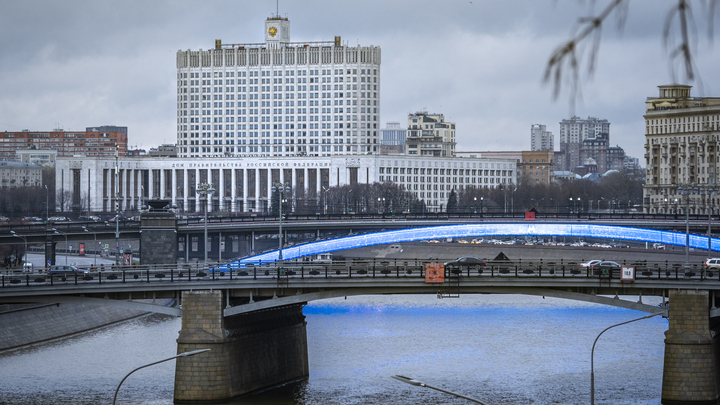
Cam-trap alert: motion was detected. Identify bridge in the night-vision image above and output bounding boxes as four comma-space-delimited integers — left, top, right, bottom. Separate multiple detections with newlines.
3, 212, 720, 265
2, 221, 719, 404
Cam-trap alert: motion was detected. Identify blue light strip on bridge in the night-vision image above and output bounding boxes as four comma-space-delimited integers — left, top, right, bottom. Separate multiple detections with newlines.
227, 223, 720, 268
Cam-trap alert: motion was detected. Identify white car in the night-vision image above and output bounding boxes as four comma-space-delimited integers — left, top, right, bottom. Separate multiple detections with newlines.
704, 258, 720, 269
580, 260, 602, 268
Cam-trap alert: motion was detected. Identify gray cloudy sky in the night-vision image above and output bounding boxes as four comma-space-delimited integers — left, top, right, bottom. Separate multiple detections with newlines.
1, 0, 718, 161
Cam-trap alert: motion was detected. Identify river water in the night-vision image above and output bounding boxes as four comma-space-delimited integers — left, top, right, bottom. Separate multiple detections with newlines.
0, 294, 666, 405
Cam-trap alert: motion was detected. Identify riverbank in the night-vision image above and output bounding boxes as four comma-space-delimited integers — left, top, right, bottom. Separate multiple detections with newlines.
0, 299, 174, 352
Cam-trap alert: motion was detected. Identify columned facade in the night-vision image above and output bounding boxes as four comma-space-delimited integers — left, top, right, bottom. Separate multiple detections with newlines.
55, 155, 517, 214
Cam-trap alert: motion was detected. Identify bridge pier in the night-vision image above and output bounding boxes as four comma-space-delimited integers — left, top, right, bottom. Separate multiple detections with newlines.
174, 291, 309, 403
662, 289, 719, 404
140, 209, 177, 265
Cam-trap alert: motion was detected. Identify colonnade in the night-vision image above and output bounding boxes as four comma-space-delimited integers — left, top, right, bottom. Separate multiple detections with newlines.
102, 166, 330, 214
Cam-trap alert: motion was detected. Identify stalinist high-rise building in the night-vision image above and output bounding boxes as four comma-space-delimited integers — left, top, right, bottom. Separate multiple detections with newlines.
176, 14, 381, 158
643, 84, 720, 214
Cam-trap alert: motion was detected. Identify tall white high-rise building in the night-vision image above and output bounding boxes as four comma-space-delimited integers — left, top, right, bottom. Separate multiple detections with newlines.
559, 116, 610, 170
176, 14, 381, 158
530, 124, 554, 151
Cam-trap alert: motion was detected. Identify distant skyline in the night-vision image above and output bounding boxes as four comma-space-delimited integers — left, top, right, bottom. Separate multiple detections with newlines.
1, 0, 718, 161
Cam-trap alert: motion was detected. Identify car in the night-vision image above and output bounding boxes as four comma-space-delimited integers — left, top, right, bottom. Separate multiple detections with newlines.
589, 260, 621, 276
48, 265, 89, 276
704, 258, 720, 269
580, 259, 602, 268
444, 257, 487, 267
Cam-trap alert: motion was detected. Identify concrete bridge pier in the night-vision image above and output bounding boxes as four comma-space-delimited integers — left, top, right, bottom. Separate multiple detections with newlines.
662, 289, 719, 404
174, 291, 309, 404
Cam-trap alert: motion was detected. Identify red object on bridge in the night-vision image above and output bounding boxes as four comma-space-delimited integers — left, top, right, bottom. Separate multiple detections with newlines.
425, 263, 445, 283
525, 211, 536, 221
79, 243, 85, 255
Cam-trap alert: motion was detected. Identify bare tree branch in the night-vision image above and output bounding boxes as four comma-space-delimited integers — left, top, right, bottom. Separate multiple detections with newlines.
547, 0, 718, 102
544, 0, 627, 101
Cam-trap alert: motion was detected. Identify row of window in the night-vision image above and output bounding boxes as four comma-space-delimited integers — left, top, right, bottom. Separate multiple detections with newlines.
379, 167, 510, 176
183, 144, 372, 155
378, 176, 510, 185
180, 68, 378, 79
181, 75, 377, 86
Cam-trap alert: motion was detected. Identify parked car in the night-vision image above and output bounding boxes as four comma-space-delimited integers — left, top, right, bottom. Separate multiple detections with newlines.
48, 265, 89, 276
444, 257, 487, 268
704, 258, 720, 269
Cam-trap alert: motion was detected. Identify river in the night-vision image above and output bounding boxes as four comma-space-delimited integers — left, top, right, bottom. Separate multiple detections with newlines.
0, 294, 666, 404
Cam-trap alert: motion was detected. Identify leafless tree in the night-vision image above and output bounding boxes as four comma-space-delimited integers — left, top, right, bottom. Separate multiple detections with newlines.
546, 0, 718, 104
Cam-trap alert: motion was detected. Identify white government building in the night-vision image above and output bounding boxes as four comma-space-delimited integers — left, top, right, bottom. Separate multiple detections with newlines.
54, 13, 517, 214
176, 14, 381, 158
55, 155, 516, 214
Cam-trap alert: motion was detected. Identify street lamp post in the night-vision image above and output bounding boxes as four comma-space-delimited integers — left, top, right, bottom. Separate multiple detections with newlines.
591, 313, 661, 405
196, 182, 216, 267
677, 184, 698, 270
705, 188, 718, 260
345, 189, 353, 214
322, 186, 329, 215
10, 231, 27, 269
391, 375, 489, 404
272, 182, 290, 263
114, 144, 120, 266
83, 226, 98, 267
45, 185, 49, 222
113, 349, 210, 405
52, 228, 68, 265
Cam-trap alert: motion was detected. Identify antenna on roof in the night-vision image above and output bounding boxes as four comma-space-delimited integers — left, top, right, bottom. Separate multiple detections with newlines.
276, 0, 279, 17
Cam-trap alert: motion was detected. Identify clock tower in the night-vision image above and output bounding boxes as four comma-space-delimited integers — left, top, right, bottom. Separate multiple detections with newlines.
265, 16, 290, 48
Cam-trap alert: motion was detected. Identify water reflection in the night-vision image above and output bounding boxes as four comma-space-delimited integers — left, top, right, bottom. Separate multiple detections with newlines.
0, 295, 666, 404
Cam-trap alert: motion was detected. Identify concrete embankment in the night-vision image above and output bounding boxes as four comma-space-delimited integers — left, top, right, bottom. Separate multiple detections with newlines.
0, 300, 174, 352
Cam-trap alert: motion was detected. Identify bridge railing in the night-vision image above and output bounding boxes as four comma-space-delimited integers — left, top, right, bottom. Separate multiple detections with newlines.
0, 258, 716, 289
175, 211, 717, 226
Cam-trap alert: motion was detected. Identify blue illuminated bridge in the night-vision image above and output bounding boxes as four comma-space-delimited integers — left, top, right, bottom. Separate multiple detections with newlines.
1, 223, 720, 319
234, 222, 720, 266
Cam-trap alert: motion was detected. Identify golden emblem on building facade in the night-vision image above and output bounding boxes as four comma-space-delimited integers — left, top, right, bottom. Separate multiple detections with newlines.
268, 26, 277, 37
